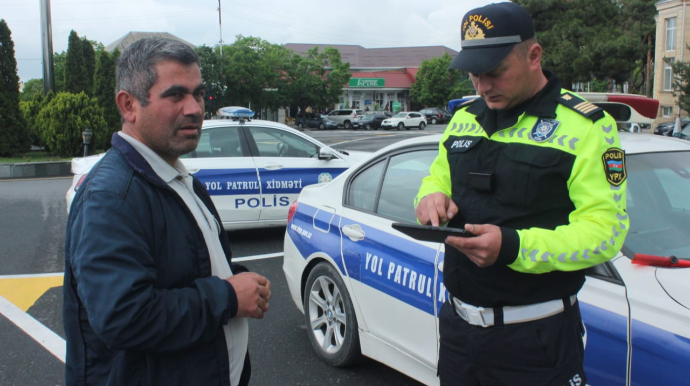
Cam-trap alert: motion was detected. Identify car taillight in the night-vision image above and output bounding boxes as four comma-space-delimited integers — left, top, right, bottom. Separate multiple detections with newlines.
74, 174, 87, 191
287, 200, 298, 223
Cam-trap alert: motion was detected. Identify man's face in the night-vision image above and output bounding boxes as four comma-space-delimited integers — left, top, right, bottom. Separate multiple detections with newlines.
469, 47, 533, 111
133, 60, 205, 164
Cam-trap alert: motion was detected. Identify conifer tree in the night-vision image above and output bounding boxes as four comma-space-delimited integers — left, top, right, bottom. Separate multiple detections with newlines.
82, 36, 95, 95
65, 30, 88, 94
93, 49, 120, 147
0, 19, 29, 156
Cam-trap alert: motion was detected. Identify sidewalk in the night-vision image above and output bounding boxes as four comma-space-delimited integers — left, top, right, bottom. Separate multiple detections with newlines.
0, 161, 72, 179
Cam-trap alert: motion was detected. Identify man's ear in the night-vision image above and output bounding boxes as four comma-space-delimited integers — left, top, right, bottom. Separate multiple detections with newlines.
528, 43, 542, 69
115, 90, 138, 124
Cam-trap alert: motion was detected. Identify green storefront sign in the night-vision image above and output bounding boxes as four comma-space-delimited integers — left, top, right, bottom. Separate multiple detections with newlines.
349, 78, 385, 88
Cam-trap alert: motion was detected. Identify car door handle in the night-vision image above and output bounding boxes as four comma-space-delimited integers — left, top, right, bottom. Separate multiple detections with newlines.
437, 261, 444, 272
262, 163, 284, 170
342, 224, 365, 241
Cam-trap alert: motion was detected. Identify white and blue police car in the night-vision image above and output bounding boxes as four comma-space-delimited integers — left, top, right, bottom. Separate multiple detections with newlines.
283, 132, 690, 386
66, 108, 369, 230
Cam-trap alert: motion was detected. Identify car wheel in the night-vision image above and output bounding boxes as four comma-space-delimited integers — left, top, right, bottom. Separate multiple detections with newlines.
365, 124, 371, 130
344, 121, 352, 129
304, 263, 361, 367
319, 123, 325, 130
431, 117, 438, 124
297, 123, 304, 129
419, 122, 426, 130
397, 122, 405, 131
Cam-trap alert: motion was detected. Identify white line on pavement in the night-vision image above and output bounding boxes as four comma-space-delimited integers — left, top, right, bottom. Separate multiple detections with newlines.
0, 294, 66, 363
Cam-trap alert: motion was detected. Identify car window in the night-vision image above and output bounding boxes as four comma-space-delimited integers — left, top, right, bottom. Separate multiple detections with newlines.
624, 151, 690, 259
187, 127, 243, 158
248, 127, 319, 158
377, 150, 437, 222
348, 160, 386, 212
410, 113, 421, 118
393, 112, 406, 118
339, 110, 350, 116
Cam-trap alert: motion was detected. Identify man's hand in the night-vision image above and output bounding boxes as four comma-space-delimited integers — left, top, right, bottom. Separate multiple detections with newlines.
416, 192, 458, 226
445, 224, 502, 267
226, 272, 271, 319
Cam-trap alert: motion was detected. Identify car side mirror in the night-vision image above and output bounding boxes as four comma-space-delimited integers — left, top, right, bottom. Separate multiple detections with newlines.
318, 146, 337, 160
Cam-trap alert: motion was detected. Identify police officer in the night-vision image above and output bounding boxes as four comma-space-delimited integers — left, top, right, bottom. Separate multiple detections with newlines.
415, 3, 629, 385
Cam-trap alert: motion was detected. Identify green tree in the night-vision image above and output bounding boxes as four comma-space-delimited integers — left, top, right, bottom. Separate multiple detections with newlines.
65, 30, 89, 94
197, 44, 230, 115
279, 46, 351, 116
222, 36, 291, 112
19, 91, 45, 146
0, 19, 29, 156
93, 48, 120, 146
410, 52, 473, 108
672, 55, 690, 115
34, 92, 107, 156
515, 0, 651, 91
53, 51, 66, 92
20, 78, 43, 101
81, 36, 96, 95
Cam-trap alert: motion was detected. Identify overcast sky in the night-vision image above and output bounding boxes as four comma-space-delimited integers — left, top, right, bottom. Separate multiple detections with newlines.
3, 0, 496, 82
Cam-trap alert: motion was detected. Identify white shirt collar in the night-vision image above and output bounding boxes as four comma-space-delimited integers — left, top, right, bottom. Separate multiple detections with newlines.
117, 131, 189, 184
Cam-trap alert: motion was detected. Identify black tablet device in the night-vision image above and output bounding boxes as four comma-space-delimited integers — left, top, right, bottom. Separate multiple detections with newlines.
391, 222, 476, 243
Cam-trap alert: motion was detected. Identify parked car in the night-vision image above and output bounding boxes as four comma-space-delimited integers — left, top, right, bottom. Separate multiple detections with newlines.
66, 109, 370, 230
380, 112, 427, 130
283, 132, 690, 386
354, 112, 390, 130
327, 109, 365, 129
419, 107, 452, 124
295, 113, 338, 130
655, 117, 690, 136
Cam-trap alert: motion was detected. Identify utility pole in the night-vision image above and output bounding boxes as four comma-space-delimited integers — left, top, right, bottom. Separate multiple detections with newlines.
218, 0, 223, 56
40, 0, 55, 95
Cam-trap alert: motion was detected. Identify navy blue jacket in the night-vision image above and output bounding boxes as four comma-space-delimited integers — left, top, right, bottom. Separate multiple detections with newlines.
63, 133, 247, 386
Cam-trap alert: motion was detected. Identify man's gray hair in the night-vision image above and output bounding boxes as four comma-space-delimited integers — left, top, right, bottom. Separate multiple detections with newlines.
116, 37, 200, 106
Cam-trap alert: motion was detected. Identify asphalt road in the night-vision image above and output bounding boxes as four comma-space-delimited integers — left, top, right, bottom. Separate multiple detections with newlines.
0, 125, 447, 386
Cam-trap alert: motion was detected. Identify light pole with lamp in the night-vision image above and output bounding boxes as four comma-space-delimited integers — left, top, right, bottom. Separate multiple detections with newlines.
82, 127, 93, 157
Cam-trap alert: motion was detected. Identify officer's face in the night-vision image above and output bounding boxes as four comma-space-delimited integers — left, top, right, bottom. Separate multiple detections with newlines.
469, 44, 539, 111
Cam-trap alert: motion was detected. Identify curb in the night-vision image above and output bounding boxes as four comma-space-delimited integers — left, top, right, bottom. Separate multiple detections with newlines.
0, 161, 72, 180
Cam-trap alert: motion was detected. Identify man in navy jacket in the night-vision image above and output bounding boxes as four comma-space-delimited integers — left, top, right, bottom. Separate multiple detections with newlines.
63, 37, 271, 386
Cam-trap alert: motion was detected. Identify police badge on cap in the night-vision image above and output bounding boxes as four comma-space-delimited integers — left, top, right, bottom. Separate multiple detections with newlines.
449, 2, 536, 74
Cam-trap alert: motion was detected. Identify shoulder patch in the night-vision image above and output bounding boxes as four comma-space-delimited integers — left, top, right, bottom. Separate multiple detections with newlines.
557, 92, 605, 122
602, 148, 626, 186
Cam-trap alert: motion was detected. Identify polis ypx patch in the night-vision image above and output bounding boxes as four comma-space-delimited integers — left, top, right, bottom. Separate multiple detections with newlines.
602, 148, 626, 186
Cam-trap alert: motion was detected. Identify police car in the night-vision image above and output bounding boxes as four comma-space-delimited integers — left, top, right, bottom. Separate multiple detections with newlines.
65, 108, 369, 230
283, 132, 690, 386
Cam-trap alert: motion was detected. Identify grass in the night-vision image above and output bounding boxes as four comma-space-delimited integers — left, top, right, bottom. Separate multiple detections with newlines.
0, 151, 72, 164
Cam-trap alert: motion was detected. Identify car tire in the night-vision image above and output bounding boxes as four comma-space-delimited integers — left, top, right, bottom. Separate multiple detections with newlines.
397, 122, 404, 131
304, 263, 362, 367
365, 124, 371, 130
319, 123, 325, 130
431, 117, 438, 124
419, 122, 426, 130
344, 121, 352, 130
297, 123, 304, 129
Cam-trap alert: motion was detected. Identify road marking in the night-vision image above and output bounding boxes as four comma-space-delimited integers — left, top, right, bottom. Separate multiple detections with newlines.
0, 274, 63, 311
0, 251, 281, 364
233, 252, 283, 262
0, 294, 66, 362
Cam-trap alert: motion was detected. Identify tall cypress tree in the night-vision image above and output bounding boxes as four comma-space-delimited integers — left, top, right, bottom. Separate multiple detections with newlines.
93, 49, 120, 147
65, 30, 87, 94
82, 36, 95, 95
0, 19, 28, 156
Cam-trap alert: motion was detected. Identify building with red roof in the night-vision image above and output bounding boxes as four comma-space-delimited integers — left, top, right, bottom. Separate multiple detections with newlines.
285, 44, 457, 112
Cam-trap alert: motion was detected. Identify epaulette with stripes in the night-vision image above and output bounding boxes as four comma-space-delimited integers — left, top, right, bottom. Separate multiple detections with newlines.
557, 92, 606, 122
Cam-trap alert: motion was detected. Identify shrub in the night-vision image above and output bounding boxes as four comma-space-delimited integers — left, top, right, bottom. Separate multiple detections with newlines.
34, 92, 107, 157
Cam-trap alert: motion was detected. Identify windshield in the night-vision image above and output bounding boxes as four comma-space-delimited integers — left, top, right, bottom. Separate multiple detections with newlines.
624, 151, 690, 260
319, 115, 328, 120
393, 112, 406, 118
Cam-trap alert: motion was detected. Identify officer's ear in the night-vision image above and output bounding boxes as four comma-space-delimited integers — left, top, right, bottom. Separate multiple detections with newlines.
527, 43, 542, 69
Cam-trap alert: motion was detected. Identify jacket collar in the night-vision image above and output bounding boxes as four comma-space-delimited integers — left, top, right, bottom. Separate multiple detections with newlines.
110, 132, 169, 188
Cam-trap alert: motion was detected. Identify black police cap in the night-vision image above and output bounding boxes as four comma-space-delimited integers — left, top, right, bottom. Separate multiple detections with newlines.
449, 2, 535, 74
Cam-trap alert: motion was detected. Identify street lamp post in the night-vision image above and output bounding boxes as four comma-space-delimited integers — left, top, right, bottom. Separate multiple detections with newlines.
82, 128, 93, 157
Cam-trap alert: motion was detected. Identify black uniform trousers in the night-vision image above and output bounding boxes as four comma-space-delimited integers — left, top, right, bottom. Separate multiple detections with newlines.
438, 298, 587, 386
